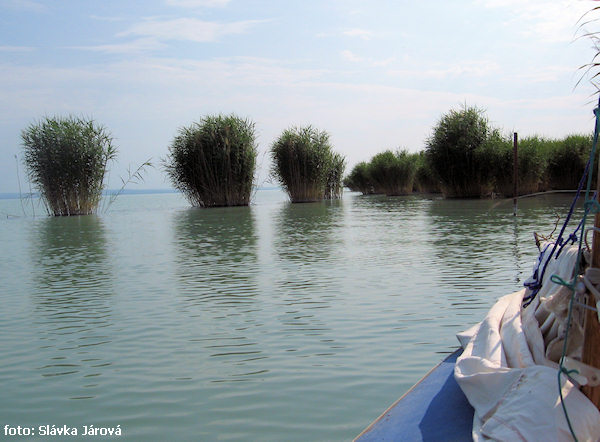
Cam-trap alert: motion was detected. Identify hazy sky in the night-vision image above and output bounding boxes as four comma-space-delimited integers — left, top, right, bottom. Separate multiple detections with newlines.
1, 0, 598, 192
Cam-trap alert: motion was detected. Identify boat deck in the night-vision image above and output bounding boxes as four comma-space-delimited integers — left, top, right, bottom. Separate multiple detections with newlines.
355, 349, 474, 441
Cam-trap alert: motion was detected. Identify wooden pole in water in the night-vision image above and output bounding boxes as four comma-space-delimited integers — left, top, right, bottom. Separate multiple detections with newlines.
513, 133, 518, 216
583, 131, 600, 408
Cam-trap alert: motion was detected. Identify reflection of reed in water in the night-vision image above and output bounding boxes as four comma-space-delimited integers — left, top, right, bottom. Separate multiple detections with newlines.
427, 199, 517, 298
273, 201, 344, 345
172, 206, 259, 309
350, 193, 428, 212
348, 194, 432, 249
428, 196, 583, 293
275, 200, 342, 264
29, 215, 113, 394
426, 198, 572, 305
172, 207, 265, 383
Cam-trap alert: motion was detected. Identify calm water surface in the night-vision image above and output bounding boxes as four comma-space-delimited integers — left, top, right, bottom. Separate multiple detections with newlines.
0, 190, 582, 440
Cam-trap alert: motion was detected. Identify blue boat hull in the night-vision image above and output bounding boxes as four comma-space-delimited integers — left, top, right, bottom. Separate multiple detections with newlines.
355, 349, 474, 441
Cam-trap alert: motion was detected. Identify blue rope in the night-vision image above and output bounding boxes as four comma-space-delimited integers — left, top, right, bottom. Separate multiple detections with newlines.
522, 163, 590, 307
555, 207, 592, 259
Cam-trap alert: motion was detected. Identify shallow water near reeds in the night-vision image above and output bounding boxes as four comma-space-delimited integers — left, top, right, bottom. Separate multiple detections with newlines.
0, 190, 584, 440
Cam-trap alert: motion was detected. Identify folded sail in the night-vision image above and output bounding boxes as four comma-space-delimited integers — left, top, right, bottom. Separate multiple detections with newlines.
455, 244, 600, 441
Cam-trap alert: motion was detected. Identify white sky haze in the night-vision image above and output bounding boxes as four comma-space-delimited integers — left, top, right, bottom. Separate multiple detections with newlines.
0, 0, 598, 192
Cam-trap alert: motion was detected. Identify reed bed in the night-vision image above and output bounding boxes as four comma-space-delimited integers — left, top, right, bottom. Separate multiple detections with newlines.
425, 105, 495, 198
490, 135, 546, 196
544, 134, 594, 190
369, 150, 417, 196
325, 152, 346, 199
344, 105, 593, 199
21, 116, 116, 216
486, 133, 595, 196
271, 126, 344, 202
413, 151, 441, 193
165, 114, 257, 207
345, 151, 436, 196
21, 108, 592, 210
344, 162, 375, 195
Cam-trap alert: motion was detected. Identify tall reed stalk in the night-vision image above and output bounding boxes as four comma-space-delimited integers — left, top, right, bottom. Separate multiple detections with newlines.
21, 116, 116, 216
165, 114, 257, 207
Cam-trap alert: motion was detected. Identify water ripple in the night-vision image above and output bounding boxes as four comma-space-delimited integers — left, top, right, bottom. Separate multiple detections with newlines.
0, 191, 585, 441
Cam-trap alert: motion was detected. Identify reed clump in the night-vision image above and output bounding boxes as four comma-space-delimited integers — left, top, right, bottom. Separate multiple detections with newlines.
344, 104, 593, 199
369, 150, 417, 196
325, 152, 346, 199
271, 126, 345, 202
425, 105, 496, 198
21, 116, 116, 216
344, 162, 375, 195
165, 114, 257, 207
490, 135, 546, 196
413, 151, 441, 193
544, 134, 594, 190
345, 152, 439, 195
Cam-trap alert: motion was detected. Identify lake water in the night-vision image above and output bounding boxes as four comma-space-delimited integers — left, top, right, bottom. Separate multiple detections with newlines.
0, 190, 582, 440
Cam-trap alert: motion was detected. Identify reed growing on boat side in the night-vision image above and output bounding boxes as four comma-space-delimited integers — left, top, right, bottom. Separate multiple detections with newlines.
425, 105, 495, 198
164, 114, 257, 207
21, 116, 116, 216
369, 150, 418, 196
270, 126, 343, 202
344, 162, 375, 195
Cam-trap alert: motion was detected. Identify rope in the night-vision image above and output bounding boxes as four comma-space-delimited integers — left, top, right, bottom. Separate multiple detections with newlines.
554, 98, 600, 442
522, 97, 600, 308
521, 162, 590, 307
520, 98, 600, 440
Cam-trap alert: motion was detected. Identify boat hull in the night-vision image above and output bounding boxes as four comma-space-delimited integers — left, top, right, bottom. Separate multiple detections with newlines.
355, 349, 473, 441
